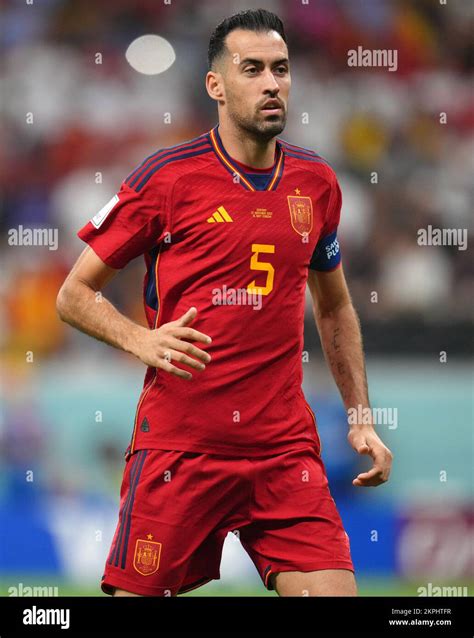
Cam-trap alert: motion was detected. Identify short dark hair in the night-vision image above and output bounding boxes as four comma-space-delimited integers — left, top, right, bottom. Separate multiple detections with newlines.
208, 8, 287, 70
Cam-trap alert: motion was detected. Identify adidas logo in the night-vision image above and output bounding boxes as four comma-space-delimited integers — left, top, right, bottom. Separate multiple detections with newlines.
207, 206, 233, 223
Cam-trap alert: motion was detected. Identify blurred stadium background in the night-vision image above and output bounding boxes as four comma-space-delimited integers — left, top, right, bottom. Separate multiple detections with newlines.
0, 0, 472, 597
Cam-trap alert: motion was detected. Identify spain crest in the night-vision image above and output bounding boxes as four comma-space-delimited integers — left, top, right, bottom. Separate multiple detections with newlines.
287, 195, 313, 236
133, 536, 162, 576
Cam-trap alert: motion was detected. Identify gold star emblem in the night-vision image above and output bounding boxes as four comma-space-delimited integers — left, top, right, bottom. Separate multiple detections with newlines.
295, 188, 301, 195
146, 533, 153, 540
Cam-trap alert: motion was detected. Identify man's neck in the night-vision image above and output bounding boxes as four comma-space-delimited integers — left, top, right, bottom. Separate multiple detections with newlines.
217, 121, 277, 169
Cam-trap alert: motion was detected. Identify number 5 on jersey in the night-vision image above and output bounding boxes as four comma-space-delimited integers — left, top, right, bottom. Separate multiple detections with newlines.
247, 244, 275, 296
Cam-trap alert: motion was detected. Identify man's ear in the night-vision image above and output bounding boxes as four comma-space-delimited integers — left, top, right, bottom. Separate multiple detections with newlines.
206, 71, 225, 102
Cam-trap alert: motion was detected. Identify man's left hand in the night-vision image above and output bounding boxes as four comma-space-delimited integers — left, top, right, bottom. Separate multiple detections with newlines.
348, 425, 393, 487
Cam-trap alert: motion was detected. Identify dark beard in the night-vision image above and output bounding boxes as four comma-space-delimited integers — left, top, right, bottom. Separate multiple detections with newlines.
230, 110, 287, 143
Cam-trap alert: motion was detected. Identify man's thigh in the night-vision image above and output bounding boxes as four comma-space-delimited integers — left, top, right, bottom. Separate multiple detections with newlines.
103, 449, 250, 596
271, 569, 357, 596
241, 447, 355, 592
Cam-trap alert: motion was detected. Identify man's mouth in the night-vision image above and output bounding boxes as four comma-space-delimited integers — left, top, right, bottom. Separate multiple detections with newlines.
261, 100, 283, 115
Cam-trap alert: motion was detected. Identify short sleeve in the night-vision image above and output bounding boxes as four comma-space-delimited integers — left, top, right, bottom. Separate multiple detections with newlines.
309, 176, 342, 272
77, 176, 168, 269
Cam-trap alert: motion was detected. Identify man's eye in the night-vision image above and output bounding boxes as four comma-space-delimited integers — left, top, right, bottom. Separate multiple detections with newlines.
275, 67, 288, 74
245, 67, 258, 74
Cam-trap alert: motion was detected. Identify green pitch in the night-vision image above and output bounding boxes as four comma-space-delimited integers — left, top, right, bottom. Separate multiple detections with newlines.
1, 575, 471, 597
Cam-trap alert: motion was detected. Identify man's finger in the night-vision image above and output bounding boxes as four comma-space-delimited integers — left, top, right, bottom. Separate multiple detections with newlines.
368, 445, 391, 473
353, 476, 385, 487
357, 443, 370, 455
157, 358, 193, 380
173, 307, 198, 328
165, 348, 206, 371
355, 465, 384, 481
167, 337, 211, 363
353, 465, 386, 487
173, 327, 212, 345
353, 477, 382, 487
348, 431, 370, 455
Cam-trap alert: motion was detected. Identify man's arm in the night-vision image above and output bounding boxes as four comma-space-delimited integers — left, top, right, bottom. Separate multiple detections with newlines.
56, 246, 212, 380
307, 266, 393, 487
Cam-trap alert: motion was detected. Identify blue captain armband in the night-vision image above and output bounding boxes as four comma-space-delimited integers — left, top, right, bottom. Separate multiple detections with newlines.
309, 230, 341, 271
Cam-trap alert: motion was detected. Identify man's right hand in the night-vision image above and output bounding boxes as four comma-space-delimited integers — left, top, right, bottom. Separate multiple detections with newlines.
132, 307, 212, 380
57, 249, 211, 379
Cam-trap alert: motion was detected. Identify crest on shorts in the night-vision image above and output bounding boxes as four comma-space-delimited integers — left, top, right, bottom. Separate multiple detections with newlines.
287, 195, 313, 236
133, 535, 162, 576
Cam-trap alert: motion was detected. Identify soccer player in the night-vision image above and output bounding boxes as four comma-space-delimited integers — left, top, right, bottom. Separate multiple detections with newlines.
57, 9, 393, 597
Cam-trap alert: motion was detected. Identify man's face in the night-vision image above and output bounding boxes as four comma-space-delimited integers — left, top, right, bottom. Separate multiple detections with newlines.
216, 29, 290, 140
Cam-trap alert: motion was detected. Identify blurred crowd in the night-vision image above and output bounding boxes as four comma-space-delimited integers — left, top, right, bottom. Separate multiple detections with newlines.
1, 0, 472, 366
0, 5, 472, 582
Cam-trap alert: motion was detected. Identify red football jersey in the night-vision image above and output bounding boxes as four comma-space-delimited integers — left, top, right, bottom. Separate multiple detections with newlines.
78, 125, 342, 457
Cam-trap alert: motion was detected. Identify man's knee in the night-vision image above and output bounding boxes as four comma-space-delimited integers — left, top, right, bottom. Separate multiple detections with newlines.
112, 586, 177, 597
112, 587, 142, 597
272, 569, 357, 597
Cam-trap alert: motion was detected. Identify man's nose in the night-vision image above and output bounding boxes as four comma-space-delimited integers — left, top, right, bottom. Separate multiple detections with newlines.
262, 69, 280, 94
